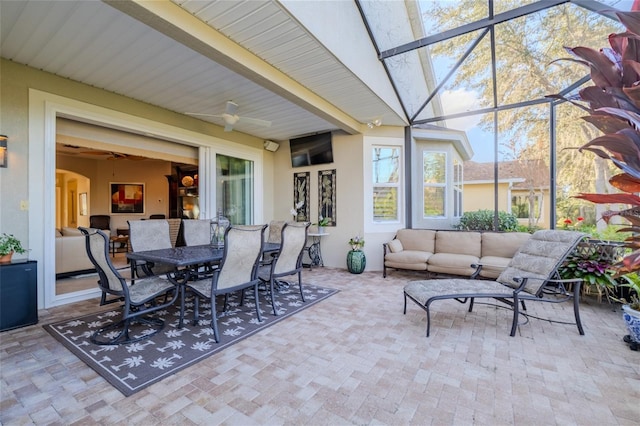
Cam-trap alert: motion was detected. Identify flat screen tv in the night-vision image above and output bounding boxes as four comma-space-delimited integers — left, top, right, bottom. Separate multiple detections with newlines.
289, 132, 333, 167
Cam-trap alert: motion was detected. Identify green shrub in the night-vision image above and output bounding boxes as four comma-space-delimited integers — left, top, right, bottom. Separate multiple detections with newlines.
455, 210, 519, 232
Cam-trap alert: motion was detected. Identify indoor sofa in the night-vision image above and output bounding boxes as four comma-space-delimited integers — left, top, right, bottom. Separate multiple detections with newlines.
56, 226, 110, 277
383, 229, 531, 279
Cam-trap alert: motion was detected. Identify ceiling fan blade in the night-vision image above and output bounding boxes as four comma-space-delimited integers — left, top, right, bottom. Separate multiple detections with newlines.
185, 112, 221, 118
224, 123, 234, 132
237, 116, 272, 127
225, 101, 239, 116
80, 151, 111, 155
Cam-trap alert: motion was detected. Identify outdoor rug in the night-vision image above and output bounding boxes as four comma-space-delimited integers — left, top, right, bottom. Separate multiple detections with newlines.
44, 283, 338, 396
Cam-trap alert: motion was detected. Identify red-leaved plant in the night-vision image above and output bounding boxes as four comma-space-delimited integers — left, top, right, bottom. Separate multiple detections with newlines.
550, 10, 640, 277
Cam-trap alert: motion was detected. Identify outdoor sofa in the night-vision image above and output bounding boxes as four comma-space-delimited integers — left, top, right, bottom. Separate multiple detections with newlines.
383, 229, 532, 279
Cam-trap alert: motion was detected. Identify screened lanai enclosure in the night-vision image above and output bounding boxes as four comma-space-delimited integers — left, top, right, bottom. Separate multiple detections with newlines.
359, 0, 632, 233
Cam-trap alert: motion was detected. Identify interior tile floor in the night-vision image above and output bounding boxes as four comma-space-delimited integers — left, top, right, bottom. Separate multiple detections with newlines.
2, 267, 639, 425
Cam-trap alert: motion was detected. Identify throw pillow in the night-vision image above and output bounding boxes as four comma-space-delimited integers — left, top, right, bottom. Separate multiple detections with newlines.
388, 239, 403, 253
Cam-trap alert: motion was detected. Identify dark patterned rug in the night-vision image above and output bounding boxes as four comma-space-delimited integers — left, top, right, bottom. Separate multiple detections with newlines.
44, 283, 338, 396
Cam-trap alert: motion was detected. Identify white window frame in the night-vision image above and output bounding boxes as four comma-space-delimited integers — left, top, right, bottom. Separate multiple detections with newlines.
422, 151, 447, 218
364, 137, 404, 233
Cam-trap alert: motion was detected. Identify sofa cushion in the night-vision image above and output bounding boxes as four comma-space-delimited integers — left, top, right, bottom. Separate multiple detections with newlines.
61, 227, 82, 236
427, 253, 479, 276
388, 239, 403, 253
435, 231, 481, 257
477, 256, 511, 279
385, 250, 431, 271
396, 229, 436, 252
55, 229, 63, 237
481, 232, 530, 258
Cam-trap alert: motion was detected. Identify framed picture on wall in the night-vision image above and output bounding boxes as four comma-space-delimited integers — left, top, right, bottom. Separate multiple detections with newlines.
110, 182, 145, 214
79, 192, 88, 216
293, 171, 310, 221
318, 169, 336, 226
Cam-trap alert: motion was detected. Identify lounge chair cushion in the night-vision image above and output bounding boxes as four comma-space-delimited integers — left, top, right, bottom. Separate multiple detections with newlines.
404, 278, 514, 305
497, 229, 586, 294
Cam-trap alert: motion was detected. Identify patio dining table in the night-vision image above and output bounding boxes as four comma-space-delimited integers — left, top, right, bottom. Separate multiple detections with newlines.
127, 242, 280, 327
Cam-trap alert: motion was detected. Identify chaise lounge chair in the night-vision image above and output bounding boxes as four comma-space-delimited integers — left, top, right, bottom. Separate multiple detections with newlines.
403, 229, 587, 337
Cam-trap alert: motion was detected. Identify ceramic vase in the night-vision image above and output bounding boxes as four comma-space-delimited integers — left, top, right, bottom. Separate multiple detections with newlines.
622, 304, 640, 344
347, 250, 366, 274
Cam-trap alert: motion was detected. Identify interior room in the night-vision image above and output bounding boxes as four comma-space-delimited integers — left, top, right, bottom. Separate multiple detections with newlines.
1, 1, 638, 424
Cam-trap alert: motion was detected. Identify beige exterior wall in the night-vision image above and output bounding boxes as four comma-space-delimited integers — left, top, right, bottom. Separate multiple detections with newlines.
463, 182, 509, 212
464, 183, 550, 228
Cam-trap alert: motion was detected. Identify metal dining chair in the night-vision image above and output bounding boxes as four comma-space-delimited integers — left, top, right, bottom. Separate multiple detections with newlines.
79, 227, 178, 345
258, 222, 310, 315
185, 224, 267, 343
182, 219, 217, 278
182, 219, 213, 246
128, 219, 174, 279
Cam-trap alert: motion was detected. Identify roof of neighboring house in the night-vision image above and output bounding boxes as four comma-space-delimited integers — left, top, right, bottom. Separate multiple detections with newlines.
464, 160, 549, 190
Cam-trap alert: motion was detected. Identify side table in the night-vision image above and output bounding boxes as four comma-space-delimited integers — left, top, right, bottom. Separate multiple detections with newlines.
109, 235, 129, 257
304, 232, 329, 270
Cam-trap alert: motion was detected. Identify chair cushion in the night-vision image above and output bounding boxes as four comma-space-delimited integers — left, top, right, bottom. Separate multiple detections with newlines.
497, 230, 587, 294
388, 239, 403, 253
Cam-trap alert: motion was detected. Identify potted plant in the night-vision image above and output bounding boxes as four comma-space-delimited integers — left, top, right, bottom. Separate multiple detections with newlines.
316, 216, 329, 233
0, 233, 27, 263
347, 235, 365, 274
551, 9, 640, 349
615, 273, 640, 351
558, 247, 618, 303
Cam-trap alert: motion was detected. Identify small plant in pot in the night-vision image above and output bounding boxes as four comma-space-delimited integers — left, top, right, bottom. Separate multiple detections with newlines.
0, 233, 27, 263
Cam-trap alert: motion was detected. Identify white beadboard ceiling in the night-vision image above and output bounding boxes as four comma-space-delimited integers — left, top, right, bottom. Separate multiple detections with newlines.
0, 0, 409, 143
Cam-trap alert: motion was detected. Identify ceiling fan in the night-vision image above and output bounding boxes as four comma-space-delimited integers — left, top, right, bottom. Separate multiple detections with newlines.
75, 149, 146, 161
186, 101, 272, 132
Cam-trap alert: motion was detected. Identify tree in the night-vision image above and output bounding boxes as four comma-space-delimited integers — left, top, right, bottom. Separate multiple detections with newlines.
418, 1, 623, 228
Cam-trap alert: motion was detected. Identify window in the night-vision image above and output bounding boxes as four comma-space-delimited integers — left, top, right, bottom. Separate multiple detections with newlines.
512, 193, 542, 221
453, 158, 463, 217
372, 147, 401, 222
216, 154, 253, 225
423, 152, 446, 217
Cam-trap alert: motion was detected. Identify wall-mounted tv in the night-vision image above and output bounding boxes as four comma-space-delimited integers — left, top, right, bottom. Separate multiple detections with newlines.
289, 132, 333, 168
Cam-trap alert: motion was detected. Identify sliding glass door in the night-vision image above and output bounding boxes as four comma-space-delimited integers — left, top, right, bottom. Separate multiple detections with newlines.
216, 154, 253, 225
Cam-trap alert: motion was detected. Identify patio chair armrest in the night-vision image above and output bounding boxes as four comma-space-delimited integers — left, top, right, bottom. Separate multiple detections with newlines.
470, 263, 482, 279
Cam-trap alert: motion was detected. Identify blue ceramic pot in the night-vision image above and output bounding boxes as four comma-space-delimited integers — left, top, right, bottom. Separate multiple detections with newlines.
347, 250, 366, 274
